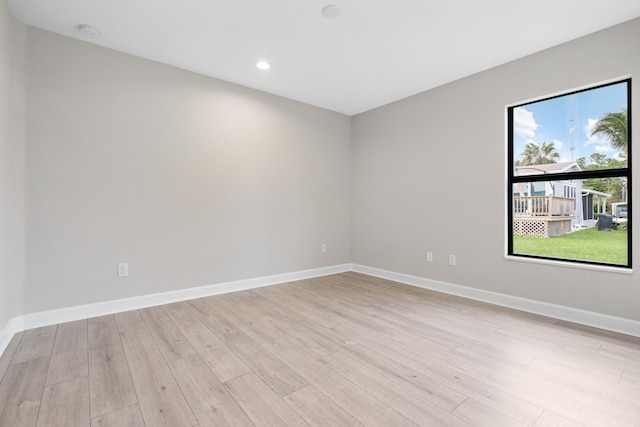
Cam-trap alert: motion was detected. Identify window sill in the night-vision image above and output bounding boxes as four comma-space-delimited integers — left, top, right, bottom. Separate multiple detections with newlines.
505, 254, 633, 274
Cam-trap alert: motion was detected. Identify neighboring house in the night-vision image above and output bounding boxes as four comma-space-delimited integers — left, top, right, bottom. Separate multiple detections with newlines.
513, 162, 610, 237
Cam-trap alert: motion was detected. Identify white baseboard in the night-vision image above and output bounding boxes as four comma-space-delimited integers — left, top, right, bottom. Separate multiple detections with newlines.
3, 262, 639, 358
351, 264, 640, 338
0, 317, 25, 361
0, 263, 351, 357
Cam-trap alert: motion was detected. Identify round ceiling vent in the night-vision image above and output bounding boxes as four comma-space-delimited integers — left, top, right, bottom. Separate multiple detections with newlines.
322, 5, 340, 19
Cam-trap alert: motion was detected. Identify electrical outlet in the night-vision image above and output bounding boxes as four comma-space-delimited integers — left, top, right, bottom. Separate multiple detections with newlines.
117, 263, 129, 277
426, 252, 433, 262
448, 254, 456, 266
321, 244, 327, 254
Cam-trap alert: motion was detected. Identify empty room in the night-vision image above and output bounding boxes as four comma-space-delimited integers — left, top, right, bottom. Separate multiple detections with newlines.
1, 1, 640, 426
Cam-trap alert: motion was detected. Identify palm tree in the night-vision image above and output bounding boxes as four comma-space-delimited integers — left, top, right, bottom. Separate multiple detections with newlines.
520, 141, 559, 165
590, 109, 628, 165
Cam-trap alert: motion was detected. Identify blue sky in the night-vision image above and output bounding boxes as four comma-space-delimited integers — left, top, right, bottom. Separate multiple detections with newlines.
513, 81, 628, 165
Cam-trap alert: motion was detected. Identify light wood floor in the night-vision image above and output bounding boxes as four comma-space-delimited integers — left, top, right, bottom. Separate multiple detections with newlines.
1, 272, 639, 426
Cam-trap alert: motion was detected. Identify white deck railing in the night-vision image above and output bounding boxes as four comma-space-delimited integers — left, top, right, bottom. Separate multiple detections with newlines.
513, 196, 574, 217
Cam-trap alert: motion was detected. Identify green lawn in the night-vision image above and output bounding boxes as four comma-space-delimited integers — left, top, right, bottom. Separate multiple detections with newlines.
513, 226, 628, 265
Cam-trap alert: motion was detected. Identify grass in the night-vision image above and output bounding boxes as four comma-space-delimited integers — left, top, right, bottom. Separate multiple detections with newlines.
513, 226, 628, 265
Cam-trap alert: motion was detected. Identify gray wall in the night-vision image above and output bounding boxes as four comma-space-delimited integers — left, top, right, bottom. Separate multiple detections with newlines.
0, 4, 26, 328
352, 18, 639, 321
24, 28, 351, 313
3, 13, 639, 325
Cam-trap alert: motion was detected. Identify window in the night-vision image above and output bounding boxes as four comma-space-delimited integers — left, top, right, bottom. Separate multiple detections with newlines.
507, 79, 631, 268
563, 184, 576, 199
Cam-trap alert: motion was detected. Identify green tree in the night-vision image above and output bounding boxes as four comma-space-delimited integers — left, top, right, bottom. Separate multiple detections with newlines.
520, 141, 559, 165
579, 153, 627, 208
578, 153, 624, 170
590, 109, 628, 165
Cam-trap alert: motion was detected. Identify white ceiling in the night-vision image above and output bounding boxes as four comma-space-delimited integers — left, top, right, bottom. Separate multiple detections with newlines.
7, 0, 640, 115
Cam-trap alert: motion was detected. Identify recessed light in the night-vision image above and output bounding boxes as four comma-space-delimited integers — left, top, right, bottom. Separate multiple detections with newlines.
256, 61, 271, 70
77, 24, 101, 38
322, 5, 340, 18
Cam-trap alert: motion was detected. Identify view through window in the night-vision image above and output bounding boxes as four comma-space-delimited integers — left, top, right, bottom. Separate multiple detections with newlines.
507, 79, 631, 268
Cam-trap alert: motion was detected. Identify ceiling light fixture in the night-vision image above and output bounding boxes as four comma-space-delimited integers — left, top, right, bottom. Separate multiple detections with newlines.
77, 24, 101, 38
256, 61, 271, 70
322, 5, 340, 18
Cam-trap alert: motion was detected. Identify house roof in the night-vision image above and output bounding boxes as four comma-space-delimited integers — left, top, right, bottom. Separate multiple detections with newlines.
514, 162, 581, 176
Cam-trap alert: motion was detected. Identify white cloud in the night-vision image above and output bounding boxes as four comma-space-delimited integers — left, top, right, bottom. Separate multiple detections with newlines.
552, 139, 563, 150
595, 145, 614, 153
583, 118, 626, 161
514, 107, 538, 139
583, 118, 604, 146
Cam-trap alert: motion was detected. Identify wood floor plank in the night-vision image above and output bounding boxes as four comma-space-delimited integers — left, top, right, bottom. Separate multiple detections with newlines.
341, 273, 504, 325
292, 290, 402, 337
263, 337, 416, 427
217, 289, 348, 360
392, 331, 520, 372
374, 316, 639, 425
256, 285, 345, 327
163, 301, 251, 382
487, 377, 640, 427
284, 385, 364, 427
332, 322, 544, 425
46, 320, 88, 386
528, 355, 623, 385
620, 371, 640, 389
268, 318, 343, 359
0, 331, 23, 382
321, 350, 472, 426
395, 324, 640, 425
0, 356, 48, 426
115, 310, 147, 332
162, 301, 225, 348
492, 325, 604, 369
139, 305, 197, 362
335, 338, 468, 412
599, 338, 640, 357
202, 294, 283, 344
88, 315, 138, 418
11, 325, 57, 364
519, 363, 636, 422
388, 325, 640, 426
168, 354, 253, 426
181, 296, 216, 318
452, 339, 536, 368
452, 398, 528, 427
120, 326, 197, 427
499, 315, 609, 354
417, 315, 640, 420
91, 404, 145, 427
227, 290, 307, 324
37, 377, 90, 426
225, 372, 307, 426
2, 273, 640, 427
533, 410, 582, 427
593, 350, 640, 376
194, 301, 309, 397
219, 290, 346, 360
364, 303, 467, 350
